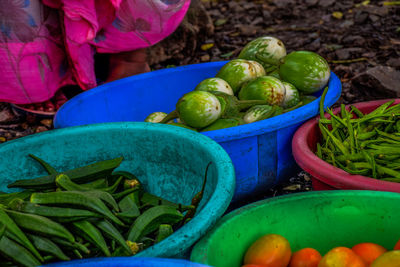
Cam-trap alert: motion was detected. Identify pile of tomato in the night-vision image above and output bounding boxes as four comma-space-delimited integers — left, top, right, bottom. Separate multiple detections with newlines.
242, 234, 400, 267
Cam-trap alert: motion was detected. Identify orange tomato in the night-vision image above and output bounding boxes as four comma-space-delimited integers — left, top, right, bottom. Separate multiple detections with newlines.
289, 248, 322, 267
371, 250, 400, 267
318, 247, 367, 267
242, 265, 267, 267
243, 234, 292, 267
394, 239, 400, 250
351, 242, 387, 265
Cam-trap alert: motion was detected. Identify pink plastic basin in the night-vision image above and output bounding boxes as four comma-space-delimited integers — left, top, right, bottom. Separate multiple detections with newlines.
292, 99, 400, 192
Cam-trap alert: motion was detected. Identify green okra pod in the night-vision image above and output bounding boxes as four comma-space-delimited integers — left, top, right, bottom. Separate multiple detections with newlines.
71, 220, 110, 257
30, 191, 124, 226
8, 198, 101, 222
112, 187, 140, 201
155, 224, 173, 244
99, 175, 123, 193
6, 209, 75, 242
27, 234, 70, 261
29, 154, 58, 175
117, 193, 141, 222
80, 178, 108, 189
51, 237, 90, 255
127, 205, 184, 242
8, 157, 124, 190
94, 220, 131, 254
55, 174, 119, 211
0, 236, 41, 267
0, 207, 43, 261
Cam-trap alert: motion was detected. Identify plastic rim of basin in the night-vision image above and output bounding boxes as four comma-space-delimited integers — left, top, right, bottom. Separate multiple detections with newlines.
43, 257, 211, 267
53, 61, 341, 143
0, 122, 235, 259
292, 98, 400, 192
190, 190, 400, 267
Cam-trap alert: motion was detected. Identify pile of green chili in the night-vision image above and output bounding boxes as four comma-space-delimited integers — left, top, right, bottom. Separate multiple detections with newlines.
317, 89, 400, 182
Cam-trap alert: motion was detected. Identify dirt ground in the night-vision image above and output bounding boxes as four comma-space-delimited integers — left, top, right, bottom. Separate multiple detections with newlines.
0, 0, 399, 198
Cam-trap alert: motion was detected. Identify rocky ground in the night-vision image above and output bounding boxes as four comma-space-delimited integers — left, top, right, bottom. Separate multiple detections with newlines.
0, 0, 399, 198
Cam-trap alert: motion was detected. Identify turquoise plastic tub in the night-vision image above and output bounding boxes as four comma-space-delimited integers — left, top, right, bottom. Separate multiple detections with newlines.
0, 122, 235, 259
54, 61, 341, 202
44, 257, 211, 267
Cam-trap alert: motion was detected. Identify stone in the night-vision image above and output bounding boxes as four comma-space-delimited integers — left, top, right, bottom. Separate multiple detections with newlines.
237, 25, 261, 36
272, 0, 296, 8
40, 119, 53, 128
319, 0, 335, 7
352, 66, 400, 98
387, 58, 400, 68
0, 108, 16, 123
35, 126, 48, 133
305, 0, 319, 6
200, 54, 210, 62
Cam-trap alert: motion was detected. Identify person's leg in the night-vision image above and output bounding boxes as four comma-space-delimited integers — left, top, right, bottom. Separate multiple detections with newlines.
106, 48, 150, 83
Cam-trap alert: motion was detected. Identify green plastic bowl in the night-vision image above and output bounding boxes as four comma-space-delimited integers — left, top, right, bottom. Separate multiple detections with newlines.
191, 190, 400, 267
0, 122, 235, 259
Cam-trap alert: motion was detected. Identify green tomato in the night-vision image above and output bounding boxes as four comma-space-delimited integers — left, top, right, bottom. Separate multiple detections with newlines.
215, 59, 266, 94
279, 51, 330, 94
281, 82, 300, 109
238, 36, 286, 70
144, 112, 168, 123
201, 118, 241, 132
176, 91, 221, 129
238, 76, 286, 105
195, 78, 234, 95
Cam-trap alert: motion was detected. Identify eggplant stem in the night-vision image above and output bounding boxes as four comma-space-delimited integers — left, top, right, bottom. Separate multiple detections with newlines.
160, 110, 179, 124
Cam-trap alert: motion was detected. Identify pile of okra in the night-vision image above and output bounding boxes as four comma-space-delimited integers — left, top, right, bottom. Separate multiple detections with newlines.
317, 88, 400, 181
0, 155, 206, 266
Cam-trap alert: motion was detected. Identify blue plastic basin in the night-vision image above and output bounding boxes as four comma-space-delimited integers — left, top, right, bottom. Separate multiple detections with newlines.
54, 61, 341, 201
0, 122, 235, 259
44, 257, 210, 267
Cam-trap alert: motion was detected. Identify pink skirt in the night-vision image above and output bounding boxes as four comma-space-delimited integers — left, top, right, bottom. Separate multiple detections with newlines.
0, 0, 190, 104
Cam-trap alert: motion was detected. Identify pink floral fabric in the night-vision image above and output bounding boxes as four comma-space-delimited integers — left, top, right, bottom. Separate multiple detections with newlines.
0, 0, 190, 104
